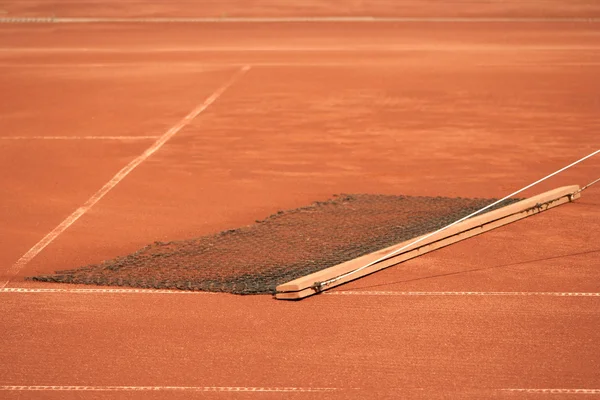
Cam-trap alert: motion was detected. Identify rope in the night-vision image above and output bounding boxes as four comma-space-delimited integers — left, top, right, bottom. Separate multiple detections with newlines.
571, 176, 600, 197
315, 148, 600, 290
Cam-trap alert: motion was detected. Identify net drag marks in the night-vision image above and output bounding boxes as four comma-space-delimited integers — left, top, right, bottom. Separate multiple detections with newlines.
0, 386, 336, 393
0, 65, 251, 289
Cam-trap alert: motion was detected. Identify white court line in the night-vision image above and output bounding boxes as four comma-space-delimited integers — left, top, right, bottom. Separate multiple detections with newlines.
0, 136, 160, 140
1, 288, 599, 297
328, 291, 600, 297
0, 62, 235, 68
503, 389, 600, 394
2, 62, 600, 70
2, 45, 600, 53
0, 16, 598, 23
0, 386, 336, 392
0, 386, 597, 394
0, 65, 250, 290
0, 288, 215, 294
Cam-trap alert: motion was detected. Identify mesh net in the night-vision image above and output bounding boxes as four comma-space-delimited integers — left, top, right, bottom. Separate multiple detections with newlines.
29, 194, 521, 294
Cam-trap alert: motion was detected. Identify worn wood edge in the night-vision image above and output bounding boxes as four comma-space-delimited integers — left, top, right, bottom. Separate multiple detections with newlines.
275, 185, 580, 300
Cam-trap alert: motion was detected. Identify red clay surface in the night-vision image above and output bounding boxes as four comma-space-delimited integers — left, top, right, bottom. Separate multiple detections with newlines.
0, 140, 148, 276
1, 8, 599, 400
1, 0, 600, 18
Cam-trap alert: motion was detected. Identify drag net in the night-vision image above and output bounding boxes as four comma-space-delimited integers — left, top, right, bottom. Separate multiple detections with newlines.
30, 194, 521, 294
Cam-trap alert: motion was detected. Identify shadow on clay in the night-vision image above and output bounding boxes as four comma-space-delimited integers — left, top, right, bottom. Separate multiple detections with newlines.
343, 248, 600, 291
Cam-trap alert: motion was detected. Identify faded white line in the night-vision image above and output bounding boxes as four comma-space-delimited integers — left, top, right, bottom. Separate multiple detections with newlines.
0, 288, 216, 294
0, 65, 250, 289
0, 16, 598, 23
3, 62, 600, 68
503, 389, 600, 394
1, 386, 599, 394
328, 291, 600, 297
0, 386, 336, 392
0, 62, 235, 68
2, 45, 600, 53
0, 136, 160, 140
1, 288, 599, 297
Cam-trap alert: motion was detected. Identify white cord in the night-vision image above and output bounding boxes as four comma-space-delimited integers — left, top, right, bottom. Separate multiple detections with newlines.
316, 148, 600, 290
572, 176, 600, 196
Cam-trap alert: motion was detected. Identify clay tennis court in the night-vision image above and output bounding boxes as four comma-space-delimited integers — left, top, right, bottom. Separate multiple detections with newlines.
1, 1, 600, 398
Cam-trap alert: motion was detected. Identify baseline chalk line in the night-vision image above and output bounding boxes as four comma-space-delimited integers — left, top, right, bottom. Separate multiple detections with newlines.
2, 45, 600, 53
328, 291, 600, 297
1, 288, 598, 297
0, 16, 599, 23
0, 288, 216, 294
1, 386, 598, 394
3, 61, 600, 69
0, 65, 251, 289
0, 136, 160, 140
0, 386, 336, 392
503, 389, 600, 394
